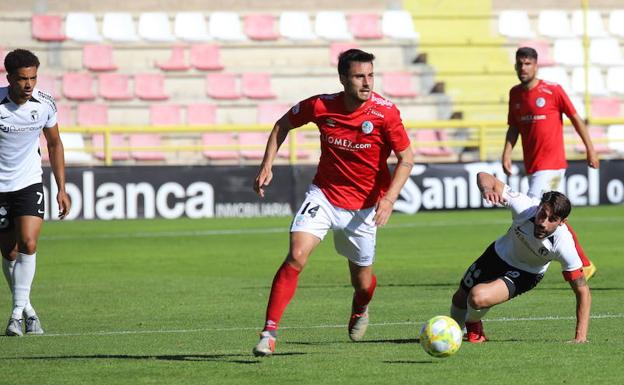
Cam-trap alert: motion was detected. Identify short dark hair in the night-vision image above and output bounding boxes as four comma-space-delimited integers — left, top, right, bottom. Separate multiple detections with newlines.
516, 47, 538, 61
4, 49, 40, 75
337, 49, 375, 76
540, 191, 571, 220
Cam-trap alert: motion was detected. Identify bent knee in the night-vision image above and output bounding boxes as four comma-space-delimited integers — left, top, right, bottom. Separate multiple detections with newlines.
17, 239, 37, 255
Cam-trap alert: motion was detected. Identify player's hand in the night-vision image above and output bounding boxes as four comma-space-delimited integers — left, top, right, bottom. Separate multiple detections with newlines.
373, 197, 394, 227
502, 157, 513, 176
57, 190, 71, 219
586, 151, 600, 169
253, 166, 273, 198
482, 189, 506, 206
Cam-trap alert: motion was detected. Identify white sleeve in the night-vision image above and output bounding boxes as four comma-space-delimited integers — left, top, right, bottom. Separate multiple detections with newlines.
502, 184, 540, 220
45, 99, 58, 128
555, 230, 583, 272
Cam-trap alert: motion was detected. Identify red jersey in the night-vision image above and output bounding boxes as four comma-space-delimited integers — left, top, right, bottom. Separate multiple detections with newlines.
287, 91, 410, 210
507, 79, 577, 174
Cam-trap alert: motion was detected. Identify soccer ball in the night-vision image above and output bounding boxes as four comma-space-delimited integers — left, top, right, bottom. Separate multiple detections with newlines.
419, 316, 462, 358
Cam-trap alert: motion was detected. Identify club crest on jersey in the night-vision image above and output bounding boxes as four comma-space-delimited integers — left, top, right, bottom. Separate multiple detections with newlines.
30, 110, 39, 121
538, 246, 549, 256
361, 121, 374, 134
535, 97, 546, 108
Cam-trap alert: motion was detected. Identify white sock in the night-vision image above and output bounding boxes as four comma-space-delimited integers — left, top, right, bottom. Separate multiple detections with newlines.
2, 257, 15, 291
450, 303, 467, 330
466, 301, 490, 323
12, 252, 36, 320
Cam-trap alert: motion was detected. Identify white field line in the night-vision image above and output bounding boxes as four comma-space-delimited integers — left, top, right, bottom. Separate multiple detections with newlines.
40, 216, 624, 241
36, 313, 624, 338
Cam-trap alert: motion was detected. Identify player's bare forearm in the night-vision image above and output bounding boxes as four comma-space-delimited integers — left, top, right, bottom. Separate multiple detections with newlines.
254, 116, 293, 197
44, 125, 71, 218
569, 276, 591, 343
374, 147, 413, 226
570, 114, 600, 169
476, 172, 506, 204
502, 126, 519, 175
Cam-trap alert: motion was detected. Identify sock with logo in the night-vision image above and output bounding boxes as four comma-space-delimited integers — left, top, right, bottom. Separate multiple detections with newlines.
264, 262, 301, 332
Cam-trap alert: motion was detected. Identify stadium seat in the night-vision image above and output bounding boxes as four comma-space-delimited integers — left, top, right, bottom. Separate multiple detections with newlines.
36, 74, 61, 99
92, 133, 130, 161
205, 73, 240, 100
570, 96, 586, 118
257, 103, 289, 124
538, 10, 573, 38
190, 44, 224, 71
138, 12, 175, 42
412, 129, 453, 156
575, 126, 610, 154
150, 104, 181, 125
315, 11, 352, 41
239, 132, 268, 160
83, 44, 118, 71
382, 72, 418, 98
156, 45, 190, 71
209, 12, 246, 41
135, 73, 169, 100
61, 133, 92, 163
571, 67, 607, 95
279, 12, 316, 40
187, 103, 217, 125
608, 10, 624, 37
330, 42, 360, 66
571, 10, 607, 37
591, 97, 621, 118
538, 66, 572, 92
98, 73, 133, 100
606, 67, 624, 94
607, 124, 624, 153
553, 38, 584, 66
62, 72, 96, 100
498, 10, 535, 38
381, 10, 420, 40
65, 12, 102, 42
31, 14, 66, 41
244, 14, 279, 41
56, 104, 73, 126
129, 134, 166, 161
202, 132, 239, 161
77, 103, 108, 126
348, 13, 383, 40
102, 12, 139, 42
589, 38, 623, 66
519, 40, 555, 66
242, 73, 275, 99
174, 12, 211, 41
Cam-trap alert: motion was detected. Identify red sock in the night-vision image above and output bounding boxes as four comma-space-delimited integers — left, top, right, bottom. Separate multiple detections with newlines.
565, 223, 591, 267
352, 274, 377, 314
264, 262, 300, 331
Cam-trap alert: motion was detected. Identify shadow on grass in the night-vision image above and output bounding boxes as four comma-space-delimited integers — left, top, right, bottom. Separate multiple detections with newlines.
244, 283, 457, 290
289, 338, 420, 346
383, 360, 439, 364
2, 352, 306, 364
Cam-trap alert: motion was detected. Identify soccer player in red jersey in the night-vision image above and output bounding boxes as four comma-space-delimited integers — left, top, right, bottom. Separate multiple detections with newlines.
502, 47, 598, 280
251, 49, 414, 356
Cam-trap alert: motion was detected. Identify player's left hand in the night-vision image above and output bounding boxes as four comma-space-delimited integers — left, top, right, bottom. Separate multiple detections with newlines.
373, 197, 394, 227
57, 190, 71, 219
587, 151, 600, 169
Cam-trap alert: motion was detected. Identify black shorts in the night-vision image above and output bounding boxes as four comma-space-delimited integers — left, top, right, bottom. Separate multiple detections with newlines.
459, 242, 544, 298
0, 183, 45, 233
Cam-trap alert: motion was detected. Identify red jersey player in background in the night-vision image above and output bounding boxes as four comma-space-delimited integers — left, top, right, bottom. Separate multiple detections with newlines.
251, 49, 414, 356
502, 47, 598, 280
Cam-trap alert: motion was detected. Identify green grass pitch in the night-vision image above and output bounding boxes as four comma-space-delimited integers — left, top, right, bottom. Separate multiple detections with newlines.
1, 205, 623, 385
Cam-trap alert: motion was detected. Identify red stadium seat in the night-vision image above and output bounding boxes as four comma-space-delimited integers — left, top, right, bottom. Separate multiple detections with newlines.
150, 104, 181, 125
135, 73, 169, 101
92, 133, 130, 160
382, 72, 418, 98
330, 42, 359, 66
244, 14, 279, 41
36, 74, 61, 99
156, 45, 190, 71
349, 13, 383, 39
83, 44, 117, 71
575, 126, 611, 154
56, 104, 74, 126
202, 132, 239, 160
241, 73, 275, 99
190, 44, 224, 71
257, 103, 289, 124
98, 73, 133, 100
77, 103, 108, 126
129, 134, 166, 161
239, 132, 269, 159
591, 98, 621, 118
0, 47, 5, 73
62, 72, 96, 100
187, 103, 217, 125
413, 129, 454, 156
31, 14, 66, 41
205, 73, 240, 100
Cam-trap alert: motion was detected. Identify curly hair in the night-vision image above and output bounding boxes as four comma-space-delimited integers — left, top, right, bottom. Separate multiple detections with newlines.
4, 49, 40, 75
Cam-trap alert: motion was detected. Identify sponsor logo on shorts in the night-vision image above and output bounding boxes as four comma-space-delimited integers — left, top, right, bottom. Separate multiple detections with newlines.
505, 270, 521, 278
0, 207, 6, 216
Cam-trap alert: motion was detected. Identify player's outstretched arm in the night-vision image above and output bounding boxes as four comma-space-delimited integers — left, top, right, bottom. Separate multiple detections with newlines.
570, 114, 600, 169
253, 115, 293, 198
569, 275, 591, 343
43, 124, 71, 219
501, 125, 519, 176
374, 147, 414, 226
476, 172, 506, 205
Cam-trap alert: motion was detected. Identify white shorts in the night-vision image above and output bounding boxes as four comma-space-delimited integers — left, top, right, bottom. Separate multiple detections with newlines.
290, 185, 377, 266
527, 169, 566, 198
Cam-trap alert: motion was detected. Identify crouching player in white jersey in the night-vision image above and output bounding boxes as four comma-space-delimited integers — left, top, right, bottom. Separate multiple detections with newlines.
1, 49, 70, 336
449, 172, 591, 343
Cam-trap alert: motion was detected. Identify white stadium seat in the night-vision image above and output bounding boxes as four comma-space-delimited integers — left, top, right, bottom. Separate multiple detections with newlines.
590, 38, 623, 65
608, 10, 624, 37
65, 12, 102, 42
279, 12, 316, 40
498, 10, 535, 38
571, 67, 607, 95
209, 12, 246, 41
571, 9, 607, 37
538, 10, 573, 38
553, 38, 584, 66
607, 125, 624, 153
138, 12, 175, 42
315, 11, 352, 41
102, 13, 139, 42
382, 10, 420, 40
539, 66, 572, 93
606, 67, 624, 94
174, 12, 211, 41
